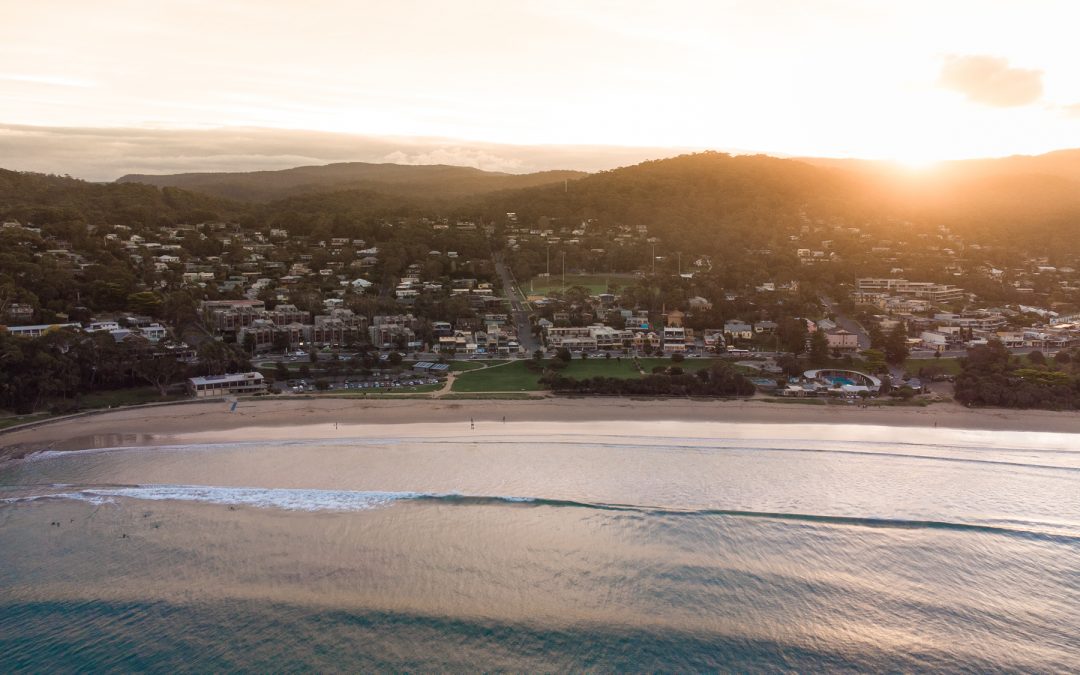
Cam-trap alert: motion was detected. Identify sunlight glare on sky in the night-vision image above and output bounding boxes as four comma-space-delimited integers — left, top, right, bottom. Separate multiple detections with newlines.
2, 0, 1079, 162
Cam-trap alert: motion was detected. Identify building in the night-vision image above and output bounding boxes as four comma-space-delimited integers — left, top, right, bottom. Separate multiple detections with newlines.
1, 323, 81, 338
6, 303, 34, 322
724, 321, 754, 341
370, 314, 417, 349
140, 323, 168, 342
824, 328, 859, 353
855, 278, 964, 304
661, 326, 691, 353
311, 309, 369, 347
186, 372, 266, 397
801, 369, 882, 395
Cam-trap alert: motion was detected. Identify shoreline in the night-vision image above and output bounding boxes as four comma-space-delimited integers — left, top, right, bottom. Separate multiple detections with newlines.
2, 397, 1079, 461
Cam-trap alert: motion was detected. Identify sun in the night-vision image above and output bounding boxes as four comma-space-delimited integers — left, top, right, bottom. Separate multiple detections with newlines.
892, 152, 941, 171
898, 155, 941, 170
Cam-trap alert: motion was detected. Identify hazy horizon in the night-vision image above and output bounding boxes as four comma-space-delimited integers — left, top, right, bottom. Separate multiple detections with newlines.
6, 122, 1080, 183
4, 1, 1080, 179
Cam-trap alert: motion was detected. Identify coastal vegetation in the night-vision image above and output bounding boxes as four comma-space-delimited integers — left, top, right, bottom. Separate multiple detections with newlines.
955, 341, 1080, 409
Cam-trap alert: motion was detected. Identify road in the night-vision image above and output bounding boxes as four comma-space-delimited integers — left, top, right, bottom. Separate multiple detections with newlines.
493, 253, 539, 353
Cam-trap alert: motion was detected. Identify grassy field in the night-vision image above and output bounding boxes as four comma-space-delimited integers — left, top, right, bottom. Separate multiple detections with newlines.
553, 358, 642, 379
446, 359, 507, 372
451, 361, 544, 392
903, 357, 963, 376
450, 357, 723, 392
526, 274, 636, 296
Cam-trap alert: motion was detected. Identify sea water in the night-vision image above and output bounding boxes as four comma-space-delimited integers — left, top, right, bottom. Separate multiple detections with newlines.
1, 423, 1078, 671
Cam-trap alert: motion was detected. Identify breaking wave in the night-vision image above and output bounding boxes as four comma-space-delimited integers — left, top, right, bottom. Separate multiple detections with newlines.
5, 484, 1078, 543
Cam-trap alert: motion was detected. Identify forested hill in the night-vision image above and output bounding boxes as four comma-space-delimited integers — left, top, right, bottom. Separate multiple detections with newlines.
7, 149, 1080, 255
474, 152, 872, 250
470, 151, 1080, 254
801, 148, 1080, 184
117, 162, 587, 202
0, 169, 246, 226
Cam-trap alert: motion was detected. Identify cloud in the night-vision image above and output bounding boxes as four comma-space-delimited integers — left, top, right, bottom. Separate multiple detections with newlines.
0, 124, 697, 181
382, 148, 525, 173
938, 55, 1043, 107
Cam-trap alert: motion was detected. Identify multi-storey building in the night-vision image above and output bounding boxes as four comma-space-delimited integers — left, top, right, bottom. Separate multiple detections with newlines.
855, 278, 964, 304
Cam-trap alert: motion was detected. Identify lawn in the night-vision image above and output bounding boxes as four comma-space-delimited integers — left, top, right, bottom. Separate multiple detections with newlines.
446, 359, 507, 372
451, 361, 544, 392
450, 357, 722, 392
557, 358, 643, 379
526, 274, 636, 296
903, 357, 963, 376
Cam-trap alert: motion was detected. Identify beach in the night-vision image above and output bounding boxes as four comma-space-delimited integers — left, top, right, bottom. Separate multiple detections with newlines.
2, 397, 1079, 460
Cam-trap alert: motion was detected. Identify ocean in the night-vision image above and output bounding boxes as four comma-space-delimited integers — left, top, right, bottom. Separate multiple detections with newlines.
1, 422, 1078, 671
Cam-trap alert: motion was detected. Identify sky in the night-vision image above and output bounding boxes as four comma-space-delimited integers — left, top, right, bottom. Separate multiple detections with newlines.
3, 0, 1080, 179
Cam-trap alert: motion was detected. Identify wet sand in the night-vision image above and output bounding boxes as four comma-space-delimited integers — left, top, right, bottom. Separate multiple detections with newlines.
2, 397, 1078, 460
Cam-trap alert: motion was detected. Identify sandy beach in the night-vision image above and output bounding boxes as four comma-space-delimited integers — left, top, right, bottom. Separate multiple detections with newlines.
2, 397, 1079, 461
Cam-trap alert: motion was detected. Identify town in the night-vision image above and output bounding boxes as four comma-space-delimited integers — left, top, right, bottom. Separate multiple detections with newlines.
3, 196, 1079, 416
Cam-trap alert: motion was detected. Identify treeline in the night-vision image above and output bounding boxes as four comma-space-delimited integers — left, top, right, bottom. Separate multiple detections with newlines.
541, 363, 756, 397
0, 330, 250, 414
0, 169, 244, 227
117, 163, 587, 203
955, 341, 1080, 409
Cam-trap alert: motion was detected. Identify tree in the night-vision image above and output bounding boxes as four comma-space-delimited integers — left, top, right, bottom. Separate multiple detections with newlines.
1028, 350, 1046, 366
133, 354, 186, 397
777, 317, 808, 355
862, 348, 887, 374
556, 347, 572, 362
388, 351, 403, 366
884, 323, 909, 365
777, 353, 802, 377
126, 290, 163, 317
161, 290, 200, 333
671, 352, 685, 363
808, 330, 829, 366
868, 323, 885, 349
